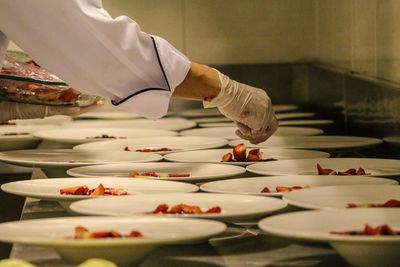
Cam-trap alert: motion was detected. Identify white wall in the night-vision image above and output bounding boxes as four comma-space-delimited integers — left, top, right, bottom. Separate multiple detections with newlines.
316, 0, 400, 83
103, 0, 316, 65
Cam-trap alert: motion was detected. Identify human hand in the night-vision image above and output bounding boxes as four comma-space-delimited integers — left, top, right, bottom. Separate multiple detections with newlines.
0, 101, 101, 122
204, 70, 278, 144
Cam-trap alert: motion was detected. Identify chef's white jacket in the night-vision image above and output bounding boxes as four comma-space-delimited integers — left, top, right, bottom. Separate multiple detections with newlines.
0, 0, 191, 119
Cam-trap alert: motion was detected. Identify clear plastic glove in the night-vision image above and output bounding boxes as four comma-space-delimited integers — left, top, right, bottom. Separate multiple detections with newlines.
0, 101, 100, 122
204, 70, 278, 144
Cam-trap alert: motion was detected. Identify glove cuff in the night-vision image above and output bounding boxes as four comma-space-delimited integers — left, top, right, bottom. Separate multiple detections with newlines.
202, 69, 231, 109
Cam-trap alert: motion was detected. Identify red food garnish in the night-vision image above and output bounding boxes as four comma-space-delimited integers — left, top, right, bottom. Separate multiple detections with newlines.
221, 152, 234, 162
261, 187, 271, 193
168, 173, 190, 177
60, 185, 89, 195
135, 148, 173, 152
222, 144, 276, 162
317, 164, 370, 176
233, 144, 247, 161
151, 203, 221, 214
331, 224, 399, 236
129, 171, 190, 178
261, 185, 309, 193
71, 225, 143, 239
60, 184, 128, 196
347, 199, 400, 208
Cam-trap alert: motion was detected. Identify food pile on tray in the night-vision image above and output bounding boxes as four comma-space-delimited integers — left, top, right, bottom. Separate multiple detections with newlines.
0, 52, 102, 107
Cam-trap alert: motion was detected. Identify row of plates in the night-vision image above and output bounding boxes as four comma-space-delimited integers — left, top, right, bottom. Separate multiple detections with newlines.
1, 177, 397, 210
1, 125, 324, 145
0, 183, 398, 266
1, 144, 400, 179
0, 209, 398, 266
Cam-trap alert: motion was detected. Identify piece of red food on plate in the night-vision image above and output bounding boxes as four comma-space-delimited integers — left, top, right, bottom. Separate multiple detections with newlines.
60, 185, 89, 195
233, 143, 247, 161
90, 183, 105, 196
221, 152, 234, 162
261, 187, 271, 193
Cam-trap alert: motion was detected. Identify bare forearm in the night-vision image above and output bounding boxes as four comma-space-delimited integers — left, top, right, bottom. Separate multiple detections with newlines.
172, 62, 221, 101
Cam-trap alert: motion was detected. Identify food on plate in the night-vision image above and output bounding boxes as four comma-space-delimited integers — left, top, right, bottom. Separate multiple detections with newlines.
221, 144, 276, 162
151, 203, 221, 214
1, 132, 29, 136
331, 224, 399, 236
317, 163, 370, 175
128, 171, 190, 178
347, 199, 400, 208
135, 148, 173, 152
261, 185, 310, 193
124, 146, 175, 152
86, 134, 126, 139
59, 184, 128, 196
69, 225, 143, 239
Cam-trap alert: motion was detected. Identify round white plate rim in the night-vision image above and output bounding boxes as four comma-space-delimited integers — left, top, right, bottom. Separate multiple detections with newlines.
66, 162, 246, 182
282, 184, 400, 210
200, 175, 398, 197
1, 177, 199, 201
229, 136, 383, 150
0, 150, 162, 167
70, 193, 287, 219
73, 137, 228, 152
246, 158, 400, 177
163, 148, 331, 166
0, 216, 227, 246
258, 209, 400, 243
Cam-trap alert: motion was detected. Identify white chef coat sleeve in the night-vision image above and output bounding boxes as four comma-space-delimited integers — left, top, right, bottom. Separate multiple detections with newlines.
0, 0, 190, 119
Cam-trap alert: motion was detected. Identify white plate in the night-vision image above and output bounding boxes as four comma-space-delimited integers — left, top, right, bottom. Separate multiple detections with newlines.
67, 162, 246, 183
1, 177, 198, 210
70, 193, 287, 222
0, 216, 226, 266
383, 136, 400, 149
191, 117, 232, 123
76, 111, 142, 120
180, 105, 298, 118
199, 120, 334, 128
33, 128, 177, 144
0, 125, 59, 151
276, 112, 316, 120
246, 158, 400, 177
73, 136, 228, 155
179, 108, 222, 118
283, 185, 400, 210
201, 176, 398, 197
63, 118, 196, 131
164, 148, 330, 166
198, 122, 235, 128
279, 120, 334, 127
272, 104, 298, 113
0, 149, 161, 168
190, 112, 316, 123
230, 135, 383, 151
12, 115, 72, 126
259, 209, 400, 267
181, 127, 323, 140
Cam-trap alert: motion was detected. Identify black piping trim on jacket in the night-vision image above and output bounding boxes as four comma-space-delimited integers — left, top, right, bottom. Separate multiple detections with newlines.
111, 36, 171, 106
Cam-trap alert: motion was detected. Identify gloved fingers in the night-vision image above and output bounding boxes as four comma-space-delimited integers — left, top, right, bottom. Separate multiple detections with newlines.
249, 118, 279, 144
235, 122, 265, 143
235, 122, 252, 137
